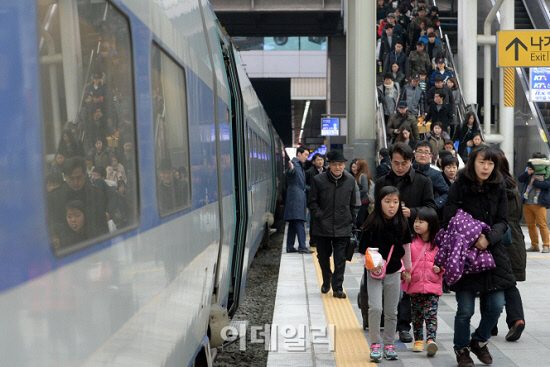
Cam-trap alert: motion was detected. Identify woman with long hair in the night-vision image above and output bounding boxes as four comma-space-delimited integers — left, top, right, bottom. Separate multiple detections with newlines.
452, 111, 480, 162
442, 146, 515, 366
354, 159, 374, 226
396, 126, 417, 150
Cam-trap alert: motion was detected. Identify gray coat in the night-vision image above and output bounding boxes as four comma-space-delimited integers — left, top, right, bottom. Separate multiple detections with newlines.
284, 158, 307, 221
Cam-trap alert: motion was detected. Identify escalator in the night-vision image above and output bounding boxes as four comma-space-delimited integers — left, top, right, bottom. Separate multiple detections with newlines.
513, 0, 550, 138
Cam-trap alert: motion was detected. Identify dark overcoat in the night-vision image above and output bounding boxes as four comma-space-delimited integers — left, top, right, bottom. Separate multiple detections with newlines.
284, 158, 307, 221
505, 184, 527, 281
442, 174, 516, 292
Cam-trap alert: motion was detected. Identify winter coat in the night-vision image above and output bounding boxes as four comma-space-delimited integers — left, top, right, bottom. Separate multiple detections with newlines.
284, 158, 307, 221
505, 183, 527, 281
377, 158, 391, 179
453, 124, 480, 160
308, 170, 360, 238
427, 134, 446, 157
441, 174, 515, 292
406, 236, 444, 296
425, 102, 454, 130
427, 85, 455, 108
378, 83, 400, 117
305, 165, 325, 191
414, 163, 449, 210
387, 110, 419, 141
426, 43, 444, 66
375, 168, 436, 228
379, 34, 402, 63
518, 169, 550, 208
359, 217, 413, 274
429, 67, 454, 88
435, 209, 496, 285
392, 71, 406, 88
407, 50, 432, 77
383, 50, 407, 76
400, 85, 427, 116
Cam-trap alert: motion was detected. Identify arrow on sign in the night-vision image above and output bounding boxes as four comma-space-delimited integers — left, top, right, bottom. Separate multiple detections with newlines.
505, 37, 528, 61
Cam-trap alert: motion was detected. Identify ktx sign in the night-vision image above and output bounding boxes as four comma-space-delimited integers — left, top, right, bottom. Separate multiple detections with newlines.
497, 30, 550, 67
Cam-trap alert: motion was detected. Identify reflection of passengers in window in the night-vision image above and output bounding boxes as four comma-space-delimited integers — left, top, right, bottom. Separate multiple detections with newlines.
157, 159, 185, 213
56, 200, 88, 249
49, 157, 109, 243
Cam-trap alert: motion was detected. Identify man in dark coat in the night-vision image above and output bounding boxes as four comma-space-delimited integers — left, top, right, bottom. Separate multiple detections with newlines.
284, 146, 312, 254
308, 150, 360, 298
306, 153, 326, 247
375, 142, 436, 343
425, 89, 454, 133
413, 141, 449, 211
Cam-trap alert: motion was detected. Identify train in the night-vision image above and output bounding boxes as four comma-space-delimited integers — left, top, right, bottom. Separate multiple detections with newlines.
0, 0, 285, 365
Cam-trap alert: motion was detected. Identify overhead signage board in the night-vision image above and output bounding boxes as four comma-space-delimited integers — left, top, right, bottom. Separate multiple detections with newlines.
530, 68, 550, 102
497, 30, 550, 67
321, 118, 339, 136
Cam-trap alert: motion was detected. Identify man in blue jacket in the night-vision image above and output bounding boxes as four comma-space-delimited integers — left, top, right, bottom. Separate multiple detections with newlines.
284, 146, 312, 254
413, 141, 449, 211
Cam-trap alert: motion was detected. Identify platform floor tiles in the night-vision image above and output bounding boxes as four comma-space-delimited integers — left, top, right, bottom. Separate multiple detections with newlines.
266, 224, 550, 367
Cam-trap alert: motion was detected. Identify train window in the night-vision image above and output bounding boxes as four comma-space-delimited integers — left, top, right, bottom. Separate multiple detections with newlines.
39, 0, 139, 255
151, 44, 191, 216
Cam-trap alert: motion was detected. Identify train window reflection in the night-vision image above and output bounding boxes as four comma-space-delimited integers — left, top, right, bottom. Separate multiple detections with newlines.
151, 44, 191, 216
39, 0, 139, 255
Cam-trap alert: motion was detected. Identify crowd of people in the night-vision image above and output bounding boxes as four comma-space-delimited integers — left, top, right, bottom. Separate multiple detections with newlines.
44, 15, 140, 251
376, 0, 484, 164
285, 135, 547, 366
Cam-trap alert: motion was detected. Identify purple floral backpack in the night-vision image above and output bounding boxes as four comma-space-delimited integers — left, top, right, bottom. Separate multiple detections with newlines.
434, 209, 496, 285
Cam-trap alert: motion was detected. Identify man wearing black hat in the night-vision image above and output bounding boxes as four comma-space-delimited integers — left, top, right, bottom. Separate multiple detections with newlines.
387, 101, 420, 142
430, 57, 453, 88
308, 151, 360, 299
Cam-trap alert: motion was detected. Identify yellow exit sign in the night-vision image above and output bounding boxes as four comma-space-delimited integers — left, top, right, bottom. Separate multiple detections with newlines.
497, 30, 550, 67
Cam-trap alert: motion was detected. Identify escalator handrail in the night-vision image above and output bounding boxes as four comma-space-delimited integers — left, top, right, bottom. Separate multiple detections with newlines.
375, 88, 388, 152
522, 0, 550, 28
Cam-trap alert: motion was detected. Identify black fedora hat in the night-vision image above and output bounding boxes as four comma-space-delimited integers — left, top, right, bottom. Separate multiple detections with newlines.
326, 150, 347, 162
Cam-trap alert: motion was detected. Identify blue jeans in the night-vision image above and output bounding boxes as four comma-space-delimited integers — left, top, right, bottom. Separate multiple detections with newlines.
286, 220, 306, 251
454, 290, 505, 349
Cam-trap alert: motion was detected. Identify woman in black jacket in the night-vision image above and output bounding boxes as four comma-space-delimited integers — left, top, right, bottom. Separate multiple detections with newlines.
442, 146, 515, 367
489, 150, 526, 342
452, 112, 480, 162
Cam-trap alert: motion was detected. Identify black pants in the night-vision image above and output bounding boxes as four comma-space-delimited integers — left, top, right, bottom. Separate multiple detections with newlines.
397, 292, 412, 332
316, 237, 348, 292
481, 285, 525, 329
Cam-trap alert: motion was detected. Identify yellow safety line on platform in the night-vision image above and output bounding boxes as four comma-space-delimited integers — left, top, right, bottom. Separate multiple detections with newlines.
311, 250, 377, 366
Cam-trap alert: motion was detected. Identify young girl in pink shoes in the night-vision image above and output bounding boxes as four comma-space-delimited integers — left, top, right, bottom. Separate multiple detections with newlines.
404, 207, 443, 357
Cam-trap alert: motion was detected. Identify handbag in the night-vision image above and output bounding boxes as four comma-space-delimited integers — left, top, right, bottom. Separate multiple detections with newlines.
401, 242, 429, 293
346, 231, 359, 261
369, 245, 394, 280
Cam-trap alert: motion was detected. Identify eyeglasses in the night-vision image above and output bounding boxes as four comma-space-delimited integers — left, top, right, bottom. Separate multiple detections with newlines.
415, 150, 431, 156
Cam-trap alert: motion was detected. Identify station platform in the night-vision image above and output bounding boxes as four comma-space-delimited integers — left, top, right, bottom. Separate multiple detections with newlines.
267, 224, 550, 367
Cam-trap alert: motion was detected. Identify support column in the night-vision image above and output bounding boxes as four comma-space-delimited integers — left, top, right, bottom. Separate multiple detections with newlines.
346, 0, 376, 142
345, 0, 376, 171
59, 0, 83, 123
499, 0, 515, 170
458, 0, 478, 104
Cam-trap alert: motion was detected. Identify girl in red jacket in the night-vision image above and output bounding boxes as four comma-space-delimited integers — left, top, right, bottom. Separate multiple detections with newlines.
406, 207, 443, 356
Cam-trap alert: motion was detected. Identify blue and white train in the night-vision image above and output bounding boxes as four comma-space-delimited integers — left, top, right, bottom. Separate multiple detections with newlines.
0, 0, 285, 365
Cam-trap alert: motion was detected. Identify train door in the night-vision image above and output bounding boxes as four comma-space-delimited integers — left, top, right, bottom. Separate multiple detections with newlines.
221, 41, 248, 316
